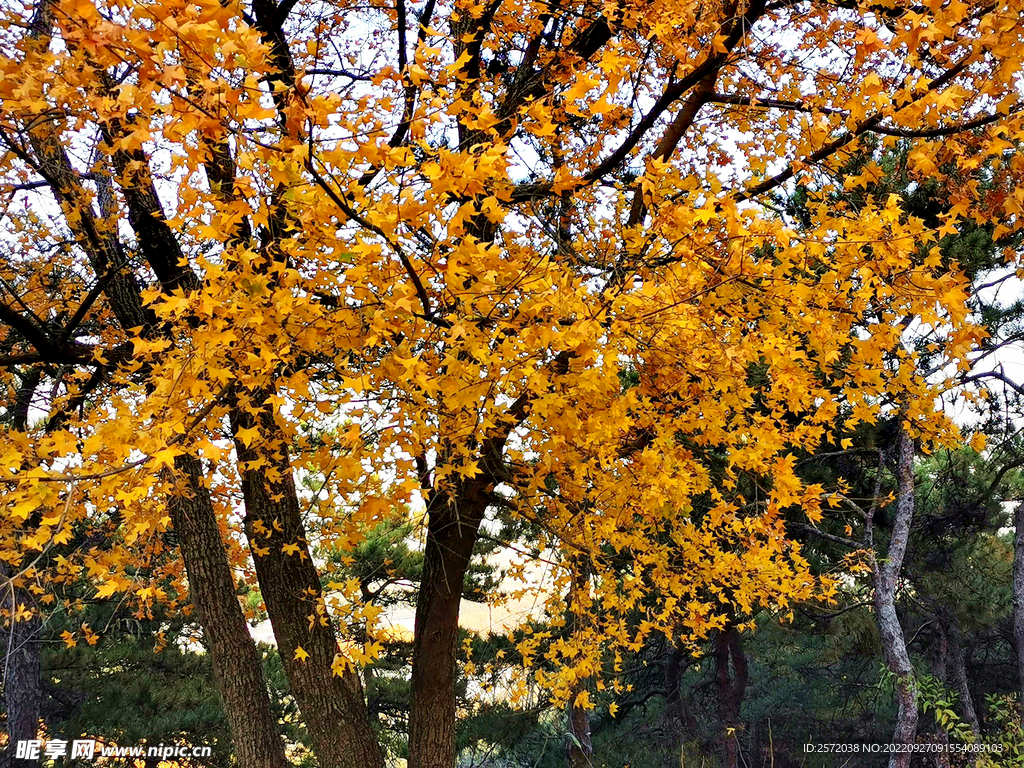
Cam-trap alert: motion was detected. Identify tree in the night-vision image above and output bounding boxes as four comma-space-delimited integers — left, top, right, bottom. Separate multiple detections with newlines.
3, 0, 1024, 766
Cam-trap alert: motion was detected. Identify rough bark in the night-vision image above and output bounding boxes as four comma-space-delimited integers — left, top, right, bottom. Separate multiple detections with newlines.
1, 374, 43, 768
714, 626, 748, 768
167, 455, 288, 768
1, 583, 41, 768
1013, 500, 1024, 728
873, 422, 918, 768
407, 489, 488, 768
230, 398, 383, 768
566, 699, 593, 768
94, 130, 289, 768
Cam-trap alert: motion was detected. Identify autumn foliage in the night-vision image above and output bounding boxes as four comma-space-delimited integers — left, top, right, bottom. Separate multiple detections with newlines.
2, 0, 1024, 764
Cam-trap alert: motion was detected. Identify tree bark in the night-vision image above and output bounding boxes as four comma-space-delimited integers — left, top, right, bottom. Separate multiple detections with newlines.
230, 398, 383, 768
1013, 500, 1024, 728
930, 621, 951, 768
15, 13, 289, 765
2, 375, 43, 768
566, 561, 593, 768
873, 422, 918, 768
714, 626, 748, 768
566, 698, 593, 768
407, 489, 487, 768
1, 583, 41, 768
946, 613, 980, 737
168, 455, 288, 768
665, 639, 699, 742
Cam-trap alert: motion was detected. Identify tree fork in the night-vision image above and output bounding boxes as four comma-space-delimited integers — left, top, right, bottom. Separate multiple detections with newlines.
167, 455, 288, 768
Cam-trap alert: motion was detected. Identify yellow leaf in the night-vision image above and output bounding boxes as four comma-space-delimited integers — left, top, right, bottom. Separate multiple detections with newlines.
96, 581, 121, 599
82, 625, 99, 646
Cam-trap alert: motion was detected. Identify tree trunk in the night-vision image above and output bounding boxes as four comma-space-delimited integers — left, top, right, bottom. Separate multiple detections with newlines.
873, 422, 918, 768
230, 399, 383, 768
358, 583, 385, 733
930, 622, 950, 768
1013, 500, 1024, 728
17, 17, 288, 764
946, 613, 980, 736
566, 698, 593, 768
1, 584, 41, 768
665, 640, 699, 741
714, 626, 748, 768
2, 377, 43, 768
168, 455, 288, 768
407, 490, 487, 768
566, 561, 593, 768
18, 5, 369, 767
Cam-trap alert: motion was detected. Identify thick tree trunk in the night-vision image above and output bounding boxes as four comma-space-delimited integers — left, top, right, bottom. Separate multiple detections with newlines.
714, 626, 748, 768
2, 376, 43, 768
566, 698, 593, 768
230, 400, 383, 768
1013, 500, 1024, 728
1, 584, 41, 768
168, 455, 288, 768
407, 490, 487, 768
873, 422, 918, 768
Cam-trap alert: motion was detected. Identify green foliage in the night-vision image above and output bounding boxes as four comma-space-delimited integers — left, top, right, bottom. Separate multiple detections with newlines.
42, 625, 233, 767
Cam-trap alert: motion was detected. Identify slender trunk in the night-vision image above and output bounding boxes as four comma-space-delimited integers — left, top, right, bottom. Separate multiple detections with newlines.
566, 561, 593, 768
21, 41, 287, 767
1013, 500, 1024, 728
714, 626, 748, 768
665, 640, 699, 741
946, 614, 980, 736
1, 584, 41, 768
168, 455, 288, 768
873, 422, 918, 768
230, 399, 383, 768
358, 584, 385, 732
407, 490, 487, 768
930, 622, 950, 768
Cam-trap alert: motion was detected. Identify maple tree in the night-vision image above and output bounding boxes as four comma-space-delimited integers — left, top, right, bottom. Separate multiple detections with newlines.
2, 0, 1024, 765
